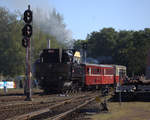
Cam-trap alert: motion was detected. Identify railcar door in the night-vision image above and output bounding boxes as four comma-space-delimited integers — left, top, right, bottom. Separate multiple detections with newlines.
119, 68, 126, 84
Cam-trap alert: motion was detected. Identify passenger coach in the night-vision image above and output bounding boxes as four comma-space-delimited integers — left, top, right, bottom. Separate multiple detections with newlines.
84, 64, 126, 89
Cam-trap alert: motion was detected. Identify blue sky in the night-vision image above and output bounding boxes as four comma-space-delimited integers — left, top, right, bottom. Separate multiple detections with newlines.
0, 0, 150, 40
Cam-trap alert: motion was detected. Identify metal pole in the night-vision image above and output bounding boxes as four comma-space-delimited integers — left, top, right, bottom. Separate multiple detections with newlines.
24, 46, 28, 95
25, 4, 32, 101
25, 38, 32, 101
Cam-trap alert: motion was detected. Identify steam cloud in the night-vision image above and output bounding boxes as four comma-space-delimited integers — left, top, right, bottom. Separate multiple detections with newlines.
33, 8, 73, 47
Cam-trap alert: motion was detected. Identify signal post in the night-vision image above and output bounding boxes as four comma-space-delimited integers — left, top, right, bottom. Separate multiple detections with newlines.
22, 5, 33, 101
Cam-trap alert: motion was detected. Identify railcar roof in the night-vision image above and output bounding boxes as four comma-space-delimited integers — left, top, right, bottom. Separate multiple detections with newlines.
82, 63, 126, 68
113, 65, 127, 69
84, 63, 113, 68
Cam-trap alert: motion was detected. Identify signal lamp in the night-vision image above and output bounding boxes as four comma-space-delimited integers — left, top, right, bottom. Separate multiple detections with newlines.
23, 10, 32, 24
22, 37, 29, 48
22, 24, 32, 37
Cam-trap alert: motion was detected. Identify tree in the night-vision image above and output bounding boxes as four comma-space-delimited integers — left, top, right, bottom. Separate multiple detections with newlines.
86, 28, 117, 64
74, 28, 150, 76
0, 7, 25, 77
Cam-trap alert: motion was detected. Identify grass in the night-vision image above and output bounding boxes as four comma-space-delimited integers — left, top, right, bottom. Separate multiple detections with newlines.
91, 102, 150, 120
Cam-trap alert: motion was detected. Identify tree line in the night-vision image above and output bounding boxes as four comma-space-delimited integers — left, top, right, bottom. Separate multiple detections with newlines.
74, 28, 150, 76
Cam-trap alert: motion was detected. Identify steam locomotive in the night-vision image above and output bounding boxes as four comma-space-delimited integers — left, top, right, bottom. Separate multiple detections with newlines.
34, 48, 84, 93
34, 48, 126, 93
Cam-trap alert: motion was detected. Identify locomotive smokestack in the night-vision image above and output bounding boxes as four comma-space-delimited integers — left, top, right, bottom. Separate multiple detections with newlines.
47, 39, 51, 49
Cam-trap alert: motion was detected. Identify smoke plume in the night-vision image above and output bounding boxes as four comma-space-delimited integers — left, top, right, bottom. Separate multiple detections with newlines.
33, 8, 73, 48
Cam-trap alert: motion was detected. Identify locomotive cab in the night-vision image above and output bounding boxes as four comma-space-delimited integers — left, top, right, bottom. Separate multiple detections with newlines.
40, 49, 73, 64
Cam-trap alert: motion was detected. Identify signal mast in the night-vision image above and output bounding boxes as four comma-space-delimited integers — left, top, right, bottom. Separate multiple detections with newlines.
22, 5, 33, 101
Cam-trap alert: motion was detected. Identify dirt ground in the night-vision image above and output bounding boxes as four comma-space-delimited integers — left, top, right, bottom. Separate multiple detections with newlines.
0, 88, 43, 95
91, 102, 150, 120
1, 89, 150, 120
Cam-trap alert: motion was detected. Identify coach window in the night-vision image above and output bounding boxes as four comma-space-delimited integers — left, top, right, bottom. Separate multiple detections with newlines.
106, 69, 114, 75
96, 68, 97, 74
92, 68, 94, 74
97, 69, 99, 74
87, 68, 89, 74
93, 68, 95, 74
123, 70, 126, 76
94, 68, 96, 74
95, 68, 97, 74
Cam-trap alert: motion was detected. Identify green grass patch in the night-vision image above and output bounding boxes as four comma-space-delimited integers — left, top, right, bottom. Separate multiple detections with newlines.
91, 102, 150, 120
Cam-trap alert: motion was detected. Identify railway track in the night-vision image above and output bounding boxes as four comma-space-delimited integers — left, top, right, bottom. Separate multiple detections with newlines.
5, 92, 98, 120
0, 96, 72, 120
0, 94, 60, 107
47, 97, 95, 120
0, 94, 54, 103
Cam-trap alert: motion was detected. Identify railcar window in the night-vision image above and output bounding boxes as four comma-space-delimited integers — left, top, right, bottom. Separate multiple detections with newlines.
93, 68, 95, 74
105, 69, 114, 75
97, 69, 99, 73
94, 68, 96, 74
119, 69, 126, 76
92, 68, 99, 74
97, 69, 101, 74
87, 68, 89, 74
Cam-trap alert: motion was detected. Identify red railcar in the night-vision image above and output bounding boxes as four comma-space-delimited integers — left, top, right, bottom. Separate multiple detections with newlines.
84, 63, 126, 88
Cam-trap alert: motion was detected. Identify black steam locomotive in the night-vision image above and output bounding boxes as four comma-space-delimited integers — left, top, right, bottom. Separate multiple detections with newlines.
34, 48, 84, 93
